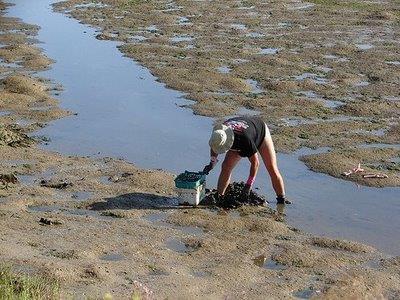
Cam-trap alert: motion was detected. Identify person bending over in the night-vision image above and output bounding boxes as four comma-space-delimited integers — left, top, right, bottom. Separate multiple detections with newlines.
203, 116, 290, 204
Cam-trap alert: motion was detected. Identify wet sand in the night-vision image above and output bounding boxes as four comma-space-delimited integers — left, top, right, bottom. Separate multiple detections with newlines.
6, 0, 400, 255
1, 0, 400, 299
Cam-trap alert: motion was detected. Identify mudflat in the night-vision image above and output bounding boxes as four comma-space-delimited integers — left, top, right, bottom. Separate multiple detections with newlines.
55, 0, 400, 187
0, 0, 399, 299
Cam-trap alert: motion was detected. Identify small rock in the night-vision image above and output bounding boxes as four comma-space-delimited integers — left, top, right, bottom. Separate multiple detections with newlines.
40, 179, 73, 189
39, 217, 62, 225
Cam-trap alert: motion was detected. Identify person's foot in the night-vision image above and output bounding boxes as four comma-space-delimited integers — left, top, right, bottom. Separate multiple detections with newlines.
276, 195, 291, 204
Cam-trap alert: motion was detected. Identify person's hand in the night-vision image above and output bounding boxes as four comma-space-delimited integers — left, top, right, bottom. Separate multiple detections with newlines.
202, 157, 218, 175
241, 184, 251, 200
202, 163, 213, 175
276, 195, 292, 204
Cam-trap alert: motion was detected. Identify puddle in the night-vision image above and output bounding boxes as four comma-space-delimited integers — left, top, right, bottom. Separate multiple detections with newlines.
294, 73, 328, 84
384, 96, 400, 102
280, 117, 316, 127
323, 54, 349, 62
28, 205, 63, 213
357, 143, 400, 150
356, 44, 373, 50
191, 270, 210, 278
322, 99, 345, 109
293, 288, 321, 299
363, 258, 382, 270
128, 35, 148, 43
386, 61, 400, 66
315, 66, 332, 73
354, 80, 370, 87
296, 91, 344, 108
230, 23, 247, 30
232, 58, 249, 64
170, 35, 194, 43
165, 238, 191, 253
0, 61, 20, 69
145, 25, 158, 33
278, 22, 291, 28
100, 253, 125, 261
74, 3, 108, 9
245, 79, 263, 94
296, 90, 319, 99
281, 115, 367, 126
19, 168, 57, 187
287, 2, 315, 10
162, 2, 182, 12
237, 5, 254, 10
246, 32, 264, 38
71, 191, 92, 201
0, 110, 11, 117
216, 66, 231, 74
264, 259, 288, 270
8, 0, 400, 255
280, 116, 364, 127
99, 176, 112, 184
253, 255, 287, 270
177, 16, 191, 25
17, 175, 36, 186
352, 128, 387, 137
259, 48, 279, 55
144, 211, 203, 236
389, 157, 400, 164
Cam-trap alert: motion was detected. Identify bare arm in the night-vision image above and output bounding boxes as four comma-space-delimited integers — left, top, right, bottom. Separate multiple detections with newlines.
247, 153, 259, 185
203, 148, 219, 174
210, 148, 218, 159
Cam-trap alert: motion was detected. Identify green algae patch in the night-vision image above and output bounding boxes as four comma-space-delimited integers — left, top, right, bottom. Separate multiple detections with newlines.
0, 265, 59, 300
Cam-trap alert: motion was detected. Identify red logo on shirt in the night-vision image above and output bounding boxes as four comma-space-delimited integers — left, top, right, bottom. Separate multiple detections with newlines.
224, 120, 249, 133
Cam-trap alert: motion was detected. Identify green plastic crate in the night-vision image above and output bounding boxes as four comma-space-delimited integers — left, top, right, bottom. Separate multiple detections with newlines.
174, 171, 206, 189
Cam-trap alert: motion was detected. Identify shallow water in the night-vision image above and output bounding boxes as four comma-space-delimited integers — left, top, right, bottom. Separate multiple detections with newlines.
253, 255, 287, 271
294, 73, 328, 84
293, 287, 321, 299
0, 110, 11, 116
295, 91, 345, 108
259, 48, 279, 55
169, 34, 194, 43
71, 191, 92, 201
165, 238, 191, 253
216, 66, 231, 74
6, 0, 400, 255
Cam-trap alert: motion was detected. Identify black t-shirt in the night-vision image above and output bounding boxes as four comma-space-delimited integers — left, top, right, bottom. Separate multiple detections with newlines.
224, 116, 266, 157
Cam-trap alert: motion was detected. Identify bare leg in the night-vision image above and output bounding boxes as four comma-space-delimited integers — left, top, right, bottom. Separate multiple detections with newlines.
217, 150, 241, 195
259, 126, 285, 197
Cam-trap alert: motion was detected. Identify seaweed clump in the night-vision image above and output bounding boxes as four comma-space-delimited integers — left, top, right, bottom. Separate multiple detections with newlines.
200, 182, 267, 209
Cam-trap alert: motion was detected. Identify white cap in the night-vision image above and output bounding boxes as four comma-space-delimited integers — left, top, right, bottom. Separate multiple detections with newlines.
208, 124, 234, 154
